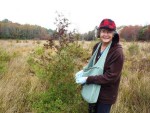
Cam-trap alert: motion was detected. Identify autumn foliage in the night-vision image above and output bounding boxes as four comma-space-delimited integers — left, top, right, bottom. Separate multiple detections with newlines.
120, 25, 150, 41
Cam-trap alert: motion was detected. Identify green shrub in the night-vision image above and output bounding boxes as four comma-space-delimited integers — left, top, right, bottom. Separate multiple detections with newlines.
16, 39, 21, 43
28, 43, 89, 113
128, 42, 139, 56
0, 48, 11, 75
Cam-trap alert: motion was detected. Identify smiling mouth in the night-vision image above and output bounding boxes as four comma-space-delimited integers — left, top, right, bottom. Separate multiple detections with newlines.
102, 37, 110, 39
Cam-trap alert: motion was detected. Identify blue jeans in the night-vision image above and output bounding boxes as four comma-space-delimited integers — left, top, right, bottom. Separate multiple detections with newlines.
88, 103, 112, 113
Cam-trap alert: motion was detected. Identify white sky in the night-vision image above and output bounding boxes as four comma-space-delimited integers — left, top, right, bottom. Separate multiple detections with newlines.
0, 0, 149, 33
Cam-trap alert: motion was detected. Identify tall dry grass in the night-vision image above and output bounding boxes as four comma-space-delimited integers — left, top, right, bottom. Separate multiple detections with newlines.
0, 40, 150, 113
0, 40, 45, 113
111, 42, 150, 113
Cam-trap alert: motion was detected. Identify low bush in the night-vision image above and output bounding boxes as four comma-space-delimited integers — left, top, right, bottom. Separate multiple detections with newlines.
28, 42, 90, 113
0, 48, 11, 75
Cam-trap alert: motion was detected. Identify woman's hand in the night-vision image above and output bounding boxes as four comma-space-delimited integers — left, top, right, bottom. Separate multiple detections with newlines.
76, 77, 87, 84
75, 70, 83, 79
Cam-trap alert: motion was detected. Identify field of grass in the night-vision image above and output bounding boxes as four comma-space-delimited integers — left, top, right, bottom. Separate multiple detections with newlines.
0, 40, 150, 113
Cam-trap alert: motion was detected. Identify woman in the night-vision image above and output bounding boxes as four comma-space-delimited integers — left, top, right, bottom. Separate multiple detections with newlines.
75, 19, 124, 113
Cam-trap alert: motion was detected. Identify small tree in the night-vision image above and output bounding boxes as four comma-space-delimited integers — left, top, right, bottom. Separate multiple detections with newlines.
44, 12, 79, 50
28, 12, 90, 113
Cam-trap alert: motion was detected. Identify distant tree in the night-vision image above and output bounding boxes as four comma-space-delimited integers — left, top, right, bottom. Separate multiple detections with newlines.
81, 30, 95, 41
120, 25, 142, 41
2, 19, 11, 23
138, 25, 150, 41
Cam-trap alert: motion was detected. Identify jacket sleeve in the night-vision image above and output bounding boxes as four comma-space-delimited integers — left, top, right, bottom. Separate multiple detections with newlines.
86, 48, 124, 85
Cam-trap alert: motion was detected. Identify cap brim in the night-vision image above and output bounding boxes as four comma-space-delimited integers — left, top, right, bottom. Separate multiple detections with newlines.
99, 27, 115, 31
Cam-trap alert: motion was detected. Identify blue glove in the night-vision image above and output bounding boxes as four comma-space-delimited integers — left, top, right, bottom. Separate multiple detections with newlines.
76, 77, 87, 84
75, 70, 83, 79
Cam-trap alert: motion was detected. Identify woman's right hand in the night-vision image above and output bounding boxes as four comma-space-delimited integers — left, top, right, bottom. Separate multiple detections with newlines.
75, 70, 83, 79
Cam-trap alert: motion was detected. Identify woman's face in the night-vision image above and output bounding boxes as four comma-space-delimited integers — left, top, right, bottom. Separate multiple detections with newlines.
100, 29, 114, 44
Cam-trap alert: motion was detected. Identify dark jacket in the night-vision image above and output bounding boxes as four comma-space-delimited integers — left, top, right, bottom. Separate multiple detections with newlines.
86, 42, 124, 104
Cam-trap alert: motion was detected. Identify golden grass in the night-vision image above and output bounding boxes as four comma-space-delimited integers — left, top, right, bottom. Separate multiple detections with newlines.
0, 40, 45, 112
0, 40, 150, 113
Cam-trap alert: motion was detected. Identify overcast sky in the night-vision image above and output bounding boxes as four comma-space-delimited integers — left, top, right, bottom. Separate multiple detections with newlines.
0, 0, 149, 33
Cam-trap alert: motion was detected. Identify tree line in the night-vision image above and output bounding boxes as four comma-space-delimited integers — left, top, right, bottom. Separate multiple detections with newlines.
82, 25, 150, 41
0, 19, 53, 40
0, 19, 150, 41
120, 25, 150, 41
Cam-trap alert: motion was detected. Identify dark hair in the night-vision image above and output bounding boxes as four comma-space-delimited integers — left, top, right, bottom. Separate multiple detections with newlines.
112, 31, 119, 44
